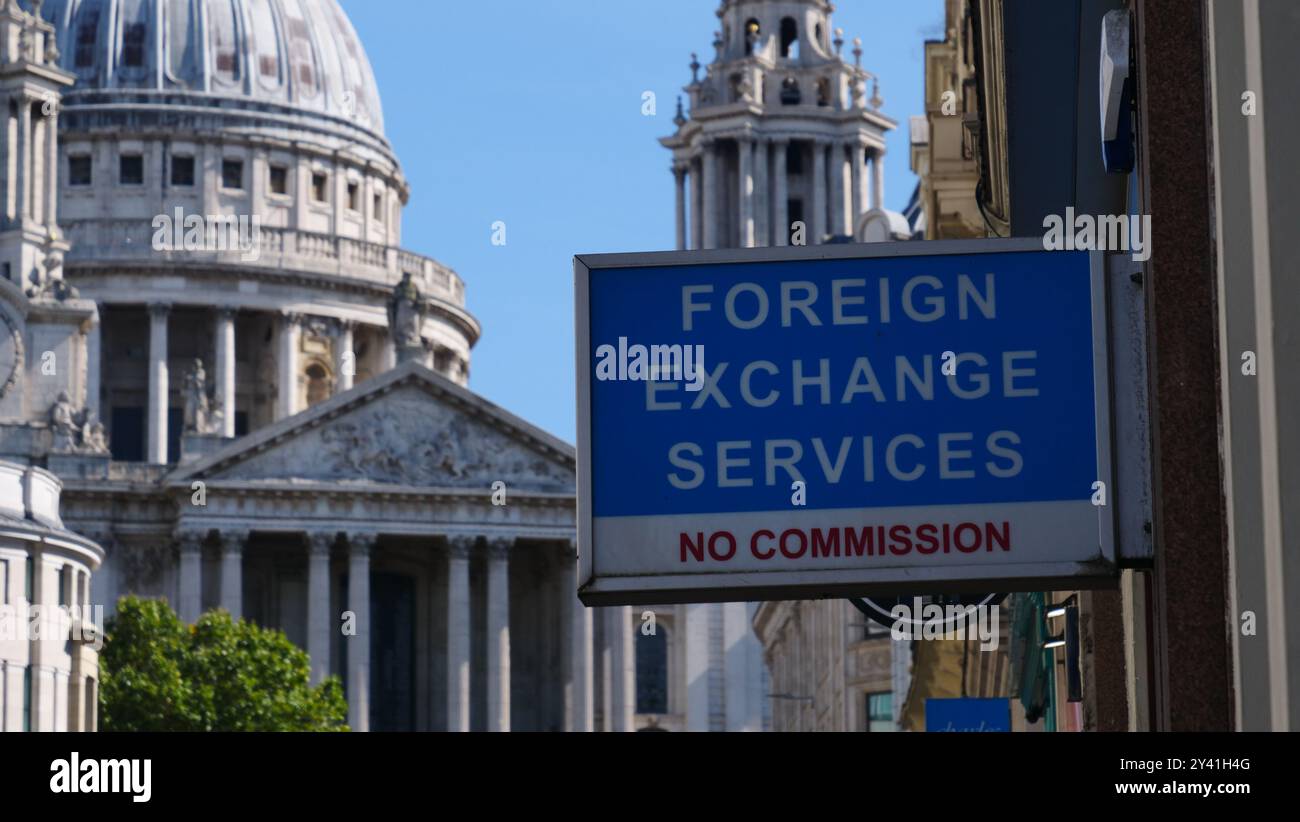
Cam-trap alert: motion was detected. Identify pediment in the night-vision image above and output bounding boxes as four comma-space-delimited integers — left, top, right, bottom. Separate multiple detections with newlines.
168, 362, 574, 493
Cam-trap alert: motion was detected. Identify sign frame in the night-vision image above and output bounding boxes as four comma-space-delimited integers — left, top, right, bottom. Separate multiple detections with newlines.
575, 238, 1119, 606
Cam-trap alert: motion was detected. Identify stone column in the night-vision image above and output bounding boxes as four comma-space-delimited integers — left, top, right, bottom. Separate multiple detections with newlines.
446, 536, 473, 732
572, 549, 594, 732
218, 529, 246, 619
335, 320, 355, 394
871, 148, 886, 212
673, 166, 687, 250
738, 137, 755, 248
685, 602, 711, 731
346, 532, 374, 732
755, 139, 770, 247
17, 95, 29, 221
214, 308, 237, 437
850, 143, 864, 230
307, 532, 333, 686
177, 531, 204, 623
147, 303, 170, 464
856, 144, 871, 218
277, 312, 301, 420
701, 141, 719, 249
773, 139, 789, 246
558, 543, 577, 730
486, 537, 511, 732
690, 157, 704, 251
830, 143, 847, 238
608, 607, 634, 731
811, 141, 827, 245
723, 601, 752, 730
86, 306, 102, 420
45, 107, 59, 226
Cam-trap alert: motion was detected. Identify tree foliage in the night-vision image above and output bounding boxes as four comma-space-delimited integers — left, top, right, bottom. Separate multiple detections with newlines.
100, 596, 348, 732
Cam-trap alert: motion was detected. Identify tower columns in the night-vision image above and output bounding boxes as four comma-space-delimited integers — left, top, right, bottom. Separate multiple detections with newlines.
850, 142, 865, 228
871, 148, 886, 211
214, 308, 236, 438
738, 137, 755, 248
701, 141, 720, 249
277, 312, 302, 420
811, 140, 827, 244
755, 139, 770, 246
773, 139, 789, 246
690, 156, 703, 250
147, 303, 170, 465
17, 95, 30, 222
673, 166, 688, 250
830, 142, 848, 238
44, 107, 59, 226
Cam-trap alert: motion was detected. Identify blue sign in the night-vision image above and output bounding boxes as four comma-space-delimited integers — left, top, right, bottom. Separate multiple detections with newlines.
576, 241, 1115, 605
926, 698, 1012, 732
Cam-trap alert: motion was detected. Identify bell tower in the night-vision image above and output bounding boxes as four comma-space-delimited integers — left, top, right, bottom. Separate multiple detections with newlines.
0, 0, 74, 293
662, 0, 896, 249
0, 0, 103, 461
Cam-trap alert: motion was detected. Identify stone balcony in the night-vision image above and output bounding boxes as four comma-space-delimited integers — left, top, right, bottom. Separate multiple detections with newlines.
60, 219, 467, 307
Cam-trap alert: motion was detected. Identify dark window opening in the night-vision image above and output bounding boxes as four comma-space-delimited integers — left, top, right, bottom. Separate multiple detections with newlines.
347, 182, 360, 212
787, 143, 804, 174
269, 165, 288, 195
75, 13, 100, 69
635, 629, 669, 714
171, 155, 195, 187
817, 77, 831, 107
744, 18, 761, 56
781, 76, 802, 105
312, 173, 329, 203
68, 155, 93, 186
123, 22, 147, 67
58, 566, 70, 608
306, 363, 331, 406
780, 17, 799, 58
221, 159, 244, 190
119, 154, 143, 185
373, 193, 383, 222
109, 407, 144, 462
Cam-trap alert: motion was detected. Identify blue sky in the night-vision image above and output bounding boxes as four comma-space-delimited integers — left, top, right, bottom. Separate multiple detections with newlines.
341, 0, 945, 442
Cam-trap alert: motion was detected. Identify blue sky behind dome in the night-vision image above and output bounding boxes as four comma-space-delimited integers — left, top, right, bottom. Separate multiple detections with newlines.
342, 0, 944, 442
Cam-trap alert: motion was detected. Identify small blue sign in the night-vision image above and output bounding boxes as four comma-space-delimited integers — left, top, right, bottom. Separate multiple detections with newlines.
926, 698, 1012, 732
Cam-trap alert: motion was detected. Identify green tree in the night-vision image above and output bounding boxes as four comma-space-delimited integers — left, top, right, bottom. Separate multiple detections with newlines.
100, 596, 348, 732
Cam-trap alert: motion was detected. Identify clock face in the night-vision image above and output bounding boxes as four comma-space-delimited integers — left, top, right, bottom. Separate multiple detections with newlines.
0, 310, 20, 400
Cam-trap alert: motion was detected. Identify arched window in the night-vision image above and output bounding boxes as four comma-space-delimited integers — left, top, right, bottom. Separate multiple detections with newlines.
817, 77, 831, 107
635, 627, 668, 714
780, 17, 799, 58
305, 362, 332, 407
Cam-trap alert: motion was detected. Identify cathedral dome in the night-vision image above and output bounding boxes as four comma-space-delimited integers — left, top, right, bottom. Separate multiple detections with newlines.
33, 0, 387, 153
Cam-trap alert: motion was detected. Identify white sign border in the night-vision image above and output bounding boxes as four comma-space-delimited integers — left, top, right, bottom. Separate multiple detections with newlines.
575, 238, 1117, 606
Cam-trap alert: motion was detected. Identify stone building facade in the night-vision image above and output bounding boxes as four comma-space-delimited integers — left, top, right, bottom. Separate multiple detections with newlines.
0, 0, 640, 732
